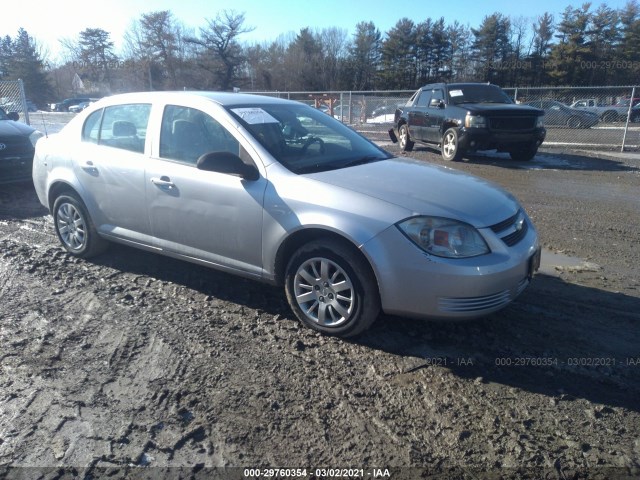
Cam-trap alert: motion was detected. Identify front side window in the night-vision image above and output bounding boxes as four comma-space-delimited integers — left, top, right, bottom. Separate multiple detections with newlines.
159, 105, 241, 165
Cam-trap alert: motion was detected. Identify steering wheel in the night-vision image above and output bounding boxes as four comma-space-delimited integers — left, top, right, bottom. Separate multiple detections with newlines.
301, 136, 325, 155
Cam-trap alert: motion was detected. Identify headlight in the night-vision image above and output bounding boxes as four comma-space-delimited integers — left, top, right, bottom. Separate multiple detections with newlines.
397, 216, 490, 258
29, 130, 44, 147
536, 115, 545, 127
465, 114, 487, 128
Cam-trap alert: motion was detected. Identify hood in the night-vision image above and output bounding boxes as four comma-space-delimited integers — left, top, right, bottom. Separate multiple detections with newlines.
0, 120, 36, 137
307, 157, 520, 228
458, 103, 544, 116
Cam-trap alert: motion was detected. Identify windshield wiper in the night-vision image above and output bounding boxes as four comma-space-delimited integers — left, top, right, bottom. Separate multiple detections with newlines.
341, 155, 387, 169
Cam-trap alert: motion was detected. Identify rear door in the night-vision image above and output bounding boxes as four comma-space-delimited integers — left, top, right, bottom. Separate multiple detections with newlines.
73, 103, 153, 243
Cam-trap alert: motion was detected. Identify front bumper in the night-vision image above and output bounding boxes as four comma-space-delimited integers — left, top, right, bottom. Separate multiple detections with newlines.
458, 127, 546, 152
361, 217, 540, 320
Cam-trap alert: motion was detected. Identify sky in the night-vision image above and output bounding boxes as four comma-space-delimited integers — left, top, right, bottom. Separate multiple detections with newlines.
3, 0, 632, 63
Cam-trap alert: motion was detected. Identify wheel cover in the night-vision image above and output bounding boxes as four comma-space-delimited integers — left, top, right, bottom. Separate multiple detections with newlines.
399, 126, 408, 147
443, 131, 456, 157
56, 202, 87, 251
293, 257, 355, 327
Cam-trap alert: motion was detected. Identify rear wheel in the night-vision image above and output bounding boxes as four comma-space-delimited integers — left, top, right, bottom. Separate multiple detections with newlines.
601, 110, 618, 123
441, 128, 463, 161
285, 239, 380, 337
398, 124, 414, 152
53, 193, 108, 258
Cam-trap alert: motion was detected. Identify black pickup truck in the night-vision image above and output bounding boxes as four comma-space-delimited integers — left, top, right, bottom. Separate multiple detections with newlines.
389, 83, 546, 161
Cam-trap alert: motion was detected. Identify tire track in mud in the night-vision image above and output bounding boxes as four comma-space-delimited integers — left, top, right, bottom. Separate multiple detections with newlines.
1, 151, 640, 475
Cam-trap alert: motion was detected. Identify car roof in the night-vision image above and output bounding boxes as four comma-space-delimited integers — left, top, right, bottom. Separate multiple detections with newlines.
419, 82, 501, 90
92, 91, 297, 108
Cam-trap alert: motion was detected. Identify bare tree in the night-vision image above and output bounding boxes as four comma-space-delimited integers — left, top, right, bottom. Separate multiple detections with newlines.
187, 10, 254, 91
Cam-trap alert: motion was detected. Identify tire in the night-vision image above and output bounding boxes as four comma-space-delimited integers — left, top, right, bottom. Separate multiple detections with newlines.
509, 145, 538, 161
601, 111, 617, 123
52, 193, 108, 258
398, 124, 414, 152
566, 116, 582, 128
285, 239, 380, 338
441, 128, 463, 161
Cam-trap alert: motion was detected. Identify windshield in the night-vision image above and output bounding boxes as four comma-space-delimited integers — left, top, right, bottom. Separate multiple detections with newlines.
227, 103, 392, 174
447, 85, 513, 105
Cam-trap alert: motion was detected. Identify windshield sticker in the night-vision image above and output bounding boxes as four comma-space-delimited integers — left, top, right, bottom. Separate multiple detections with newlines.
231, 107, 279, 124
449, 90, 463, 97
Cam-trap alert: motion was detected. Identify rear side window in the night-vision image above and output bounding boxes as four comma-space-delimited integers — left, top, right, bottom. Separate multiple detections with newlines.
82, 104, 151, 153
82, 110, 102, 143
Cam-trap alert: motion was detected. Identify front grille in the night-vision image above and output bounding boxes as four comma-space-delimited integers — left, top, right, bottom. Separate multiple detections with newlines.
489, 116, 536, 131
0, 135, 33, 158
490, 210, 529, 247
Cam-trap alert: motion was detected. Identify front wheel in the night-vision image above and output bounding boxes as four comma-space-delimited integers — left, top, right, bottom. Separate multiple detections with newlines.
53, 193, 108, 258
441, 128, 463, 161
398, 124, 414, 152
285, 239, 380, 337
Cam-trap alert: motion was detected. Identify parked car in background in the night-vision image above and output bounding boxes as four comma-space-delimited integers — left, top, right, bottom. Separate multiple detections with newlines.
629, 103, 640, 123
523, 100, 599, 128
333, 104, 363, 122
569, 98, 627, 122
32, 91, 540, 337
50, 97, 93, 112
69, 101, 92, 113
391, 82, 546, 161
367, 104, 402, 124
0, 107, 44, 183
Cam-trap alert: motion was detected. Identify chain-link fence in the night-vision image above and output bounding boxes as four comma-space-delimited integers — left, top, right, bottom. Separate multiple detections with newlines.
250, 86, 640, 151
0, 79, 30, 125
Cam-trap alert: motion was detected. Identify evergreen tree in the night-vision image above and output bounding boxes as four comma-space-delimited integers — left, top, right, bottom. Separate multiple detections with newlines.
3, 29, 52, 106
380, 18, 417, 89
346, 22, 382, 90
548, 4, 593, 85
471, 13, 512, 84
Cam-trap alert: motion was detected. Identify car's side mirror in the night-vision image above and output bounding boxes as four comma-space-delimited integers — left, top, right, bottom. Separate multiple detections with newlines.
429, 99, 445, 109
196, 151, 260, 181
8, 112, 19, 121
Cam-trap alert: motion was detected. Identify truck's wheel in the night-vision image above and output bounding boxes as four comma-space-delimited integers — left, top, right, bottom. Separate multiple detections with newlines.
398, 124, 414, 152
441, 128, 462, 161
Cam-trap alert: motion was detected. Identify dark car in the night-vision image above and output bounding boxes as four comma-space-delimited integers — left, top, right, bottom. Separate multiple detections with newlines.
50, 97, 92, 112
523, 100, 599, 128
0, 107, 43, 183
390, 82, 546, 161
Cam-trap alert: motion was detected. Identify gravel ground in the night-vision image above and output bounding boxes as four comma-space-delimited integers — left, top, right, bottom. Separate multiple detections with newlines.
0, 132, 639, 479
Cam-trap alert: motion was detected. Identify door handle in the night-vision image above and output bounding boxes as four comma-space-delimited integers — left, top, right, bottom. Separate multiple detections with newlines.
81, 160, 98, 174
150, 176, 175, 189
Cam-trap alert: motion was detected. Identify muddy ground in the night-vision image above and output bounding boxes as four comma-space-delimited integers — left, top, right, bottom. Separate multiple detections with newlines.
0, 143, 639, 479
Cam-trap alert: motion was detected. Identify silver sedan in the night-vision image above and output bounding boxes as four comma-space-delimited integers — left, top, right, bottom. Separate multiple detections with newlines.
32, 91, 540, 337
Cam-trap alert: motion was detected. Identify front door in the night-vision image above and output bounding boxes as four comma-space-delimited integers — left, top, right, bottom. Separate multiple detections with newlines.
146, 104, 267, 277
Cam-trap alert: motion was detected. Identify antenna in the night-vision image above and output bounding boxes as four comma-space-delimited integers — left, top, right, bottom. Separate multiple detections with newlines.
40, 111, 48, 138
